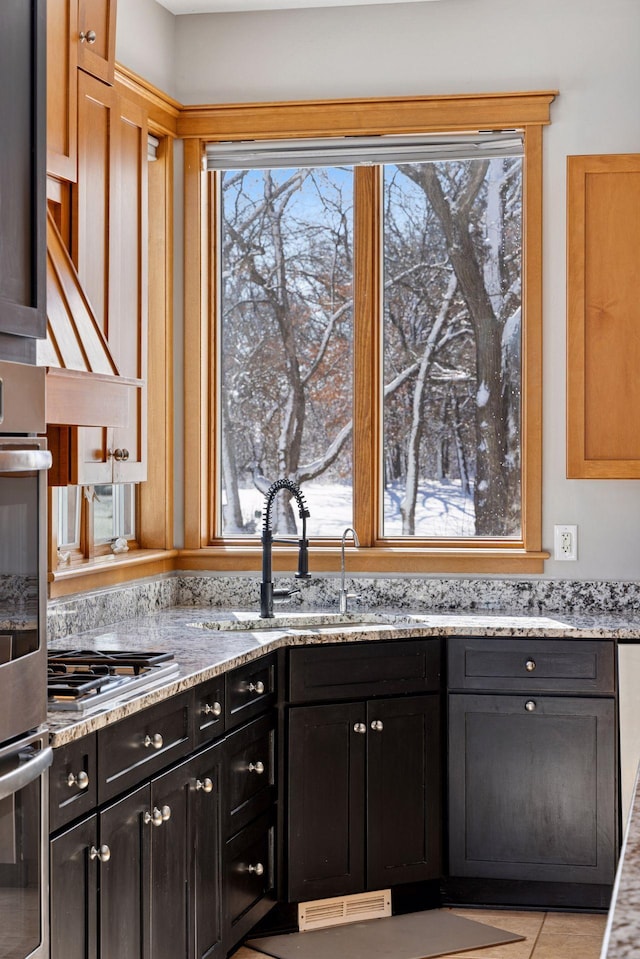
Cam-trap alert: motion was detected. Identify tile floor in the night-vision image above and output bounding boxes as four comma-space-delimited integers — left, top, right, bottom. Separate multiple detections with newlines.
231, 909, 608, 959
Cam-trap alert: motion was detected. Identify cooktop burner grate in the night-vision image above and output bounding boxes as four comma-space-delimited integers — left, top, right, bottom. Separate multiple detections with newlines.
47, 650, 179, 713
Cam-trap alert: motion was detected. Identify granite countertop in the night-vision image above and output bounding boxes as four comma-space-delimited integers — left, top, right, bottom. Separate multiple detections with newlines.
602, 767, 640, 959
46, 603, 640, 745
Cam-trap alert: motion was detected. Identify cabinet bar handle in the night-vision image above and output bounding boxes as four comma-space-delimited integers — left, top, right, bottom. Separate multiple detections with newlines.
196, 778, 214, 793
525, 700, 537, 712
353, 723, 366, 734
79, 29, 97, 44
247, 681, 265, 695
67, 770, 89, 789
525, 659, 536, 672
370, 720, 384, 731
248, 761, 265, 775
247, 862, 264, 876
89, 844, 110, 863
203, 702, 222, 717
143, 733, 164, 750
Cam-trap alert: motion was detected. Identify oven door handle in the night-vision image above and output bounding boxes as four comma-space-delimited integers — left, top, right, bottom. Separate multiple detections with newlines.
0, 746, 53, 801
0, 449, 52, 473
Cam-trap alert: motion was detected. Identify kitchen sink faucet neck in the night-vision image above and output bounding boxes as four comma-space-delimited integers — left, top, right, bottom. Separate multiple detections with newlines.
260, 478, 311, 618
339, 526, 360, 614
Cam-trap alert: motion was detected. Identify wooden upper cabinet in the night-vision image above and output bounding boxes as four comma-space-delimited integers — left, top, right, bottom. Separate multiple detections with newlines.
77, 0, 117, 85
567, 154, 640, 478
47, 0, 78, 181
0, 0, 46, 344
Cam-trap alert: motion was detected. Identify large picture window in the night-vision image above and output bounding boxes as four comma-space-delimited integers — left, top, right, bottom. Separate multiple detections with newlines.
182, 92, 553, 572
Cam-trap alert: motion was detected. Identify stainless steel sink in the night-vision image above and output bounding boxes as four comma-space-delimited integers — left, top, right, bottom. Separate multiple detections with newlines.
187, 611, 429, 632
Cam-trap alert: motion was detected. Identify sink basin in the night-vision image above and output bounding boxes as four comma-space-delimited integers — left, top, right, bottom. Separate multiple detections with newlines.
187, 611, 428, 632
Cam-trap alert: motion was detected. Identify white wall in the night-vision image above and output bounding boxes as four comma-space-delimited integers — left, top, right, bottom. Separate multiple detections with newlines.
120, 0, 640, 580
116, 0, 177, 95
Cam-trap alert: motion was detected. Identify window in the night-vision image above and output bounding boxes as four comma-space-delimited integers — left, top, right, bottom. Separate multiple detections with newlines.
56, 484, 137, 562
183, 92, 554, 572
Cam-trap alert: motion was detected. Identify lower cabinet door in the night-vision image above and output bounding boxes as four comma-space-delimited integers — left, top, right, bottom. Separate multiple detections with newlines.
50, 816, 98, 959
448, 693, 618, 884
224, 810, 276, 947
99, 784, 150, 959
191, 742, 224, 959
366, 694, 441, 889
287, 702, 366, 901
149, 763, 191, 959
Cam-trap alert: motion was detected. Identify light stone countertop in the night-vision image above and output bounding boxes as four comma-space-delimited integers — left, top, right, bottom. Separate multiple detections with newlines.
602, 766, 640, 959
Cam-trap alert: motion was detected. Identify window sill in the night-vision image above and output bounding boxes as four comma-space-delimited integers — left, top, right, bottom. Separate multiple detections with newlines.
49, 548, 179, 598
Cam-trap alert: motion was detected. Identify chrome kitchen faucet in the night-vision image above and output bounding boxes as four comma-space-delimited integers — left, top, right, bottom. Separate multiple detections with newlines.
339, 526, 360, 614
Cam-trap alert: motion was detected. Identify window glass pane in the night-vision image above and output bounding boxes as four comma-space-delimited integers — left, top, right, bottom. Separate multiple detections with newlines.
93, 485, 114, 543
219, 167, 354, 537
57, 487, 80, 549
93, 484, 136, 543
382, 157, 523, 538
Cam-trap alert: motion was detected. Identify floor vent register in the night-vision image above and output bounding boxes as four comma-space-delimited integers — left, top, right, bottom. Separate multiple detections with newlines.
298, 889, 392, 931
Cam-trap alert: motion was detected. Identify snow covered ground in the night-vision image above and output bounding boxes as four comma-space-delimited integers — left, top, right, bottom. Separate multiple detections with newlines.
227, 478, 477, 538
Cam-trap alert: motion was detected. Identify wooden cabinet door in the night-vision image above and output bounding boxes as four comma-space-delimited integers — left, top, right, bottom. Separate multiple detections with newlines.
77, 0, 116, 84
567, 154, 640, 477
50, 816, 98, 959
99, 785, 150, 959
190, 743, 225, 959
287, 702, 366, 901
0, 0, 46, 343
47, 0, 78, 180
448, 693, 617, 884
366, 695, 441, 889
149, 764, 190, 959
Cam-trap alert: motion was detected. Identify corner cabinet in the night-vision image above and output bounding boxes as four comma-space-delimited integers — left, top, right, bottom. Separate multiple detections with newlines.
567, 154, 640, 478
0, 0, 46, 352
446, 637, 618, 909
286, 641, 442, 902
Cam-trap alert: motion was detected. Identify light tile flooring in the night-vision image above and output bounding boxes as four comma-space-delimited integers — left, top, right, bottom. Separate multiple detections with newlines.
231, 909, 608, 959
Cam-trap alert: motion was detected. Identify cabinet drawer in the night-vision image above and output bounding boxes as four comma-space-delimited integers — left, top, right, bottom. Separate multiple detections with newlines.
447, 637, 615, 693
224, 713, 276, 837
98, 693, 192, 802
224, 811, 275, 936
226, 654, 277, 730
50, 735, 98, 832
289, 639, 441, 703
194, 676, 225, 746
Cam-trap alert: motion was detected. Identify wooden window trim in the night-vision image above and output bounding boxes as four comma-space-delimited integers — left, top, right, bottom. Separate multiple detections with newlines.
182, 91, 555, 575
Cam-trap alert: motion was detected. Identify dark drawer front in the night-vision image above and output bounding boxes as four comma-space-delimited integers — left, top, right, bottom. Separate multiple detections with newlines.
447, 637, 615, 693
194, 676, 225, 746
98, 693, 192, 802
289, 639, 441, 703
50, 735, 98, 832
224, 811, 275, 933
224, 713, 276, 838
226, 654, 277, 730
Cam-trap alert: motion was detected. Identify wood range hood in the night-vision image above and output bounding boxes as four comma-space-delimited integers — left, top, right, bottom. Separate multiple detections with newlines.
38, 211, 142, 428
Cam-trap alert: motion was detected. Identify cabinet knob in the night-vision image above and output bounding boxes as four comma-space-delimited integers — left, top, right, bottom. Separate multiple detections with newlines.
247, 862, 265, 876
79, 29, 97, 44
247, 680, 265, 695
370, 720, 384, 732
353, 723, 366, 734
196, 778, 214, 793
89, 844, 110, 863
203, 701, 222, 717
160, 804, 171, 822
109, 448, 130, 462
143, 733, 164, 750
248, 761, 265, 775
67, 770, 89, 790
525, 659, 536, 672
144, 806, 167, 827
525, 700, 537, 712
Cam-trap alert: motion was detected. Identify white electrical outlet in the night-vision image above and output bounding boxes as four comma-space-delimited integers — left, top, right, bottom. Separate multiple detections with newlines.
554, 524, 578, 561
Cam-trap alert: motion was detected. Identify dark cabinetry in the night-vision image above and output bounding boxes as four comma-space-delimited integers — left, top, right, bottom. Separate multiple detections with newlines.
286, 641, 442, 902
0, 0, 46, 358
447, 637, 617, 907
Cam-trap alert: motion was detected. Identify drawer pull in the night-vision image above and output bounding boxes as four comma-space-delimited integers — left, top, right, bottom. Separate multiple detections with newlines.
144, 806, 169, 827
525, 700, 537, 712
525, 659, 537, 672
203, 701, 222, 717
79, 29, 97, 44
248, 761, 265, 775
247, 862, 265, 876
247, 681, 265, 695
370, 720, 384, 732
353, 723, 366, 734
143, 733, 164, 750
196, 778, 214, 793
67, 770, 89, 790
89, 844, 110, 863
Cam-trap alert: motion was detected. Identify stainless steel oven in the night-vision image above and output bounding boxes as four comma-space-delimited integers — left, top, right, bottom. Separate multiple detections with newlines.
0, 360, 52, 959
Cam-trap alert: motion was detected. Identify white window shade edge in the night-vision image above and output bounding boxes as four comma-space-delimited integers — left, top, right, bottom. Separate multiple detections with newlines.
205, 131, 524, 170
